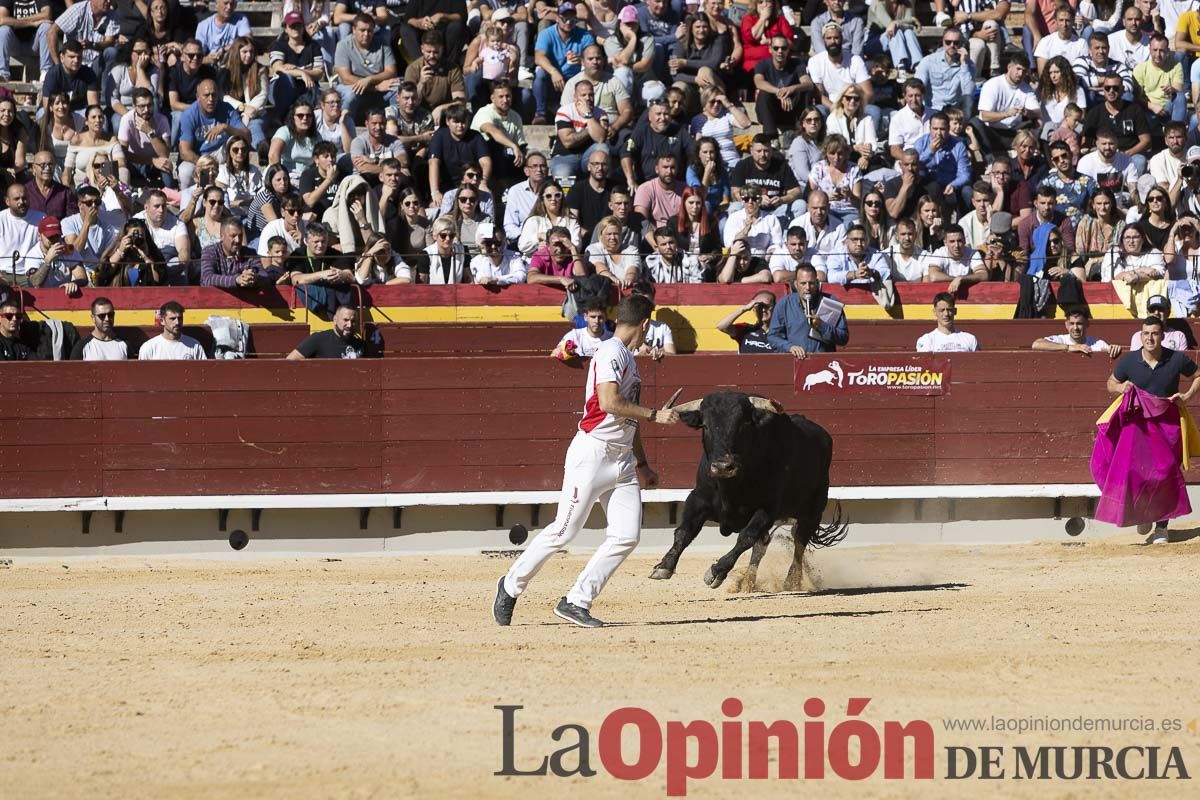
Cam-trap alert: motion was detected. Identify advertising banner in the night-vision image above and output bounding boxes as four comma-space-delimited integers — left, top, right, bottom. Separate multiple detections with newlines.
794, 356, 951, 395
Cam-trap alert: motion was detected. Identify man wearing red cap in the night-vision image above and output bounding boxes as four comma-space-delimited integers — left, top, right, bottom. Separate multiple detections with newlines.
20, 216, 87, 296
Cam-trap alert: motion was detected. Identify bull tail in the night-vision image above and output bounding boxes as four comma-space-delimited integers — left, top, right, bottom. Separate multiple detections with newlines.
809, 501, 849, 549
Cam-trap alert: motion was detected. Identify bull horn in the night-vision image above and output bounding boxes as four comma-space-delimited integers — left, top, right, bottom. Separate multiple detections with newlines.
673, 399, 703, 413
749, 396, 784, 413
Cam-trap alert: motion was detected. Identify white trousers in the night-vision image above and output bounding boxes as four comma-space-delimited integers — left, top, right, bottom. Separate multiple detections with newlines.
504, 431, 642, 610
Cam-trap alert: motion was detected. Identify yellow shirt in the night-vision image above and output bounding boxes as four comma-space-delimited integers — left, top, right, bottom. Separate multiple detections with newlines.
1179, 10, 1200, 47
1132, 60, 1184, 107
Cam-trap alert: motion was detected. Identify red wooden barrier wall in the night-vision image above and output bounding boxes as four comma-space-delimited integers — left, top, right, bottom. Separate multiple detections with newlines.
0, 353, 1129, 500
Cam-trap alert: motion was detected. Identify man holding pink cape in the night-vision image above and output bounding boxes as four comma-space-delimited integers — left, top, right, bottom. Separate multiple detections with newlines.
1095, 317, 1200, 544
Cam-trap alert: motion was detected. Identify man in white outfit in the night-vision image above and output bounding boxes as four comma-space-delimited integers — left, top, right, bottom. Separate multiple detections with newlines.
493, 294, 680, 628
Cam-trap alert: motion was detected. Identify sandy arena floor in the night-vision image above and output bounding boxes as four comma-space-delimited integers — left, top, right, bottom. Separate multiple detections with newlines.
3, 536, 1200, 799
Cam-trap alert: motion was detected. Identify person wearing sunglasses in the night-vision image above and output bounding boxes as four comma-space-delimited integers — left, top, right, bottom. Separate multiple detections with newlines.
752, 34, 810, 144
1081, 81, 1151, 177
61, 185, 120, 268
69, 296, 128, 361
469, 222, 525, 286
166, 38, 219, 145
914, 28, 977, 120
0, 297, 34, 361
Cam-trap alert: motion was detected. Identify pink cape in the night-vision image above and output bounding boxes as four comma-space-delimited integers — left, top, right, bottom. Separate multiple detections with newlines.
1091, 387, 1192, 528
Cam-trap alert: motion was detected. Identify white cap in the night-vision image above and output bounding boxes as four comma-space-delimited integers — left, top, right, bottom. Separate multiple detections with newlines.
1187, 146, 1200, 164
476, 222, 498, 247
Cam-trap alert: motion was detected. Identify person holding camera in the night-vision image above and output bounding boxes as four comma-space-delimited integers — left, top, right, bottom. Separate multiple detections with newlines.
94, 220, 169, 287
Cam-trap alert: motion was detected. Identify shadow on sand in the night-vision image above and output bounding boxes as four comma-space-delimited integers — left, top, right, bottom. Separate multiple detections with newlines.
688, 582, 971, 603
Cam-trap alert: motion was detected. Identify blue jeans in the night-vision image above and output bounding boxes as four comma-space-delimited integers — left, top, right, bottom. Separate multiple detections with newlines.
336, 83, 398, 124
550, 143, 610, 180
533, 66, 560, 117
270, 74, 320, 122
878, 29, 923, 70
0, 22, 52, 80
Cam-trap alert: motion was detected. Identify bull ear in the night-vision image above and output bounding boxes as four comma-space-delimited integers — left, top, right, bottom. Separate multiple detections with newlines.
678, 410, 703, 428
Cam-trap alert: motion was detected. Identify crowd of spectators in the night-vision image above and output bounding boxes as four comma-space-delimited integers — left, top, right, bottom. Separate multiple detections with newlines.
4, 0, 1200, 357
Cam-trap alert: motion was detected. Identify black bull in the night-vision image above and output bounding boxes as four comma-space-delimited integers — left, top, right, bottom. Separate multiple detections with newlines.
649, 391, 848, 591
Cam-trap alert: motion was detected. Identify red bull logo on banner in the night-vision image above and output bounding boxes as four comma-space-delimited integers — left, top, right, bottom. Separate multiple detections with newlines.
794, 358, 951, 396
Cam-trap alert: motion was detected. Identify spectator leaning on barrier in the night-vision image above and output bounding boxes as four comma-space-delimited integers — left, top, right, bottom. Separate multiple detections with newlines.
916, 291, 979, 352
767, 263, 849, 358
70, 296, 128, 360
552, 296, 612, 359
1032, 306, 1122, 357
200, 218, 278, 288
288, 303, 371, 359
138, 301, 207, 361
0, 182, 45, 259
20, 215, 86, 296
716, 289, 777, 354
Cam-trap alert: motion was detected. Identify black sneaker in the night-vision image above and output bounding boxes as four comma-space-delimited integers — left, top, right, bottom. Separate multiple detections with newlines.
493, 577, 517, 626
553, 597, 604, 628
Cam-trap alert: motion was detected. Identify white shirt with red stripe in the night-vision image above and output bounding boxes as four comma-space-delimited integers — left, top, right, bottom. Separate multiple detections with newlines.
579, 337, 641, 447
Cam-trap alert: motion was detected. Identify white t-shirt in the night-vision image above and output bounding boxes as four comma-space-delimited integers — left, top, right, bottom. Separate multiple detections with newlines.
135, 212, 189, 283
256, 219, 302, 255
1077, 151, 1139, 188
722, 209, 784, 256
644, 320, 674, 350
1043, 334, 1112, 351
806, 52, 869, 104
578, 336, 640, 446
1033, 34, 1088, 65
1108, 30, 1150, 72
75, 337, 129, 360
1149, 150, 1184, 188
0, 208, 44, 257
924, 246, 984, 277
558, 325, 613, 358
585, 242, 639, 277
978, 75, 1039, 130
137, 334, 208, 360
916, 329, 979, 352
881, 245, 927, 282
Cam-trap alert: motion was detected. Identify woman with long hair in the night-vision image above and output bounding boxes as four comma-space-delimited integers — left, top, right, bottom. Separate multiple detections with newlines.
194, 186, 230, 250
179, 155, 220, 225
144, 0, 181, 76
269, 13, 325, 123
104, 37, 158, 134
216, 136, 263, 216
981, 226, 1022, 282
356, 231, 406, 286
692, 88, 751, 169
64, 106, 128, 189
448, 186, 488, 248
809, 134, 863, 226
1136, 185, 1178, 251
585, 215, 639, 288
94, 219, 168, 287
580, 0, 620, 43
246, 164, 293, 236
39, 93, 78, 172
1164, 216, 1200, 313
787, 107, 826, 189
666, 186, 721, 273
1030, 224, 1086, 283
388, 186, 432, 260
912, 195, 947, 252
740, 0, 792, 73
671, 13, 728, 90
859, 188, 892, 250
826, 86, 878, 173
1037, 55, 1085, 137
686, 136, 730, 217
221, 36, 269, 151
268, 101, 319, 182
1099, 224, 1166, 284
603, 8, 655, 97
702, 0, 742, 73
518, 180, 581, 256
0, 98, 26, 188
79, 151, 133, 217
1075, 188, 1126, 279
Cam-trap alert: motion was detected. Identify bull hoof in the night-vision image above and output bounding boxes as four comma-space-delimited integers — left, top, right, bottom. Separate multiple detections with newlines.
703, 566, 725, 589
649, 567, 675, 580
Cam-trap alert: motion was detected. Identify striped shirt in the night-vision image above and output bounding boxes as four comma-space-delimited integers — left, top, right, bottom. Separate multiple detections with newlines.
954, 0, 999, 37
53, 1, 120, 69
1072, 54, 1133, 94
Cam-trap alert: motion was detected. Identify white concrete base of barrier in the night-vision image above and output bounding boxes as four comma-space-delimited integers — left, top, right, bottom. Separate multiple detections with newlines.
0, 484, 1168, 558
